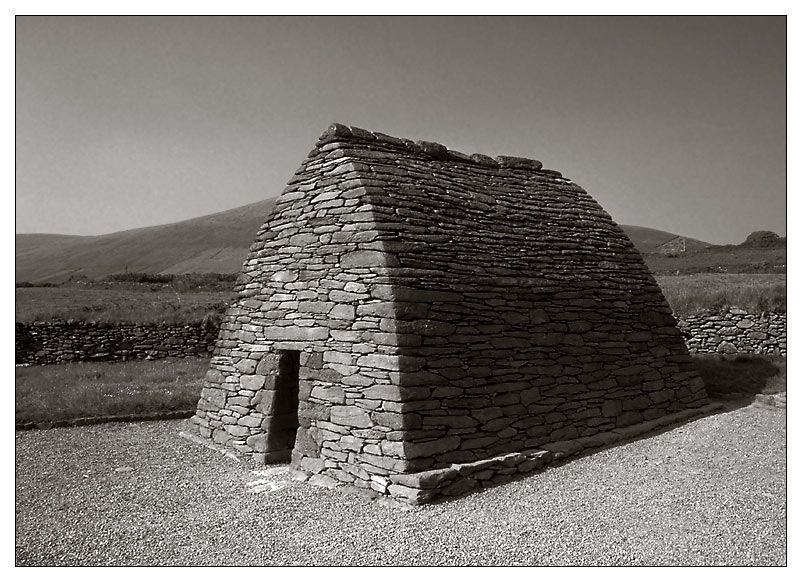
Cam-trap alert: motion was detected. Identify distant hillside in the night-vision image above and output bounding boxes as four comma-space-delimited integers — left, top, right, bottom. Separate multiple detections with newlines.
15, 199, 277, 283
15, 233, 89, 254
618, 225, 683, 252
739, 230, 786, 248
15, 198, 733, 283
618, 225, 712, 255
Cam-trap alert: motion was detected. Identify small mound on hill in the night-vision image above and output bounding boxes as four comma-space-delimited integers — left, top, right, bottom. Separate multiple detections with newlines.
741, 231, 786, 248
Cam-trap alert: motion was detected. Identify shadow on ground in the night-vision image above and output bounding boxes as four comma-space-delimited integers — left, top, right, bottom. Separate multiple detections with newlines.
692, 353, 786, 412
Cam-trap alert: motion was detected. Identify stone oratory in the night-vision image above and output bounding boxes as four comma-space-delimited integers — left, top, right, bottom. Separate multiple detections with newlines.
190, 123, 711, 504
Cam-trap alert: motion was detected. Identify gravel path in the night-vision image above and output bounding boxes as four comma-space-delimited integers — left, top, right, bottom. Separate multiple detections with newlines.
15, 398, 786, 566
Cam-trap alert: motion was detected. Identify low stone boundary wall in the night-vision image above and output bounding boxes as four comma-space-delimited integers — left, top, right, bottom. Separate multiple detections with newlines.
14, 310, 786, 365
15, 409, 196, 431
677, 310, 786, 356
15, 321, 217, 365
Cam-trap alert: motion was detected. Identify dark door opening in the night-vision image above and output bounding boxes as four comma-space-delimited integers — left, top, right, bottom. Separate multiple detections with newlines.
267, 350, 300, 462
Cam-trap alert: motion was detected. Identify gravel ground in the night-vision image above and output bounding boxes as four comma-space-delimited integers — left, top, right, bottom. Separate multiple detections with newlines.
15, 398, 786, 566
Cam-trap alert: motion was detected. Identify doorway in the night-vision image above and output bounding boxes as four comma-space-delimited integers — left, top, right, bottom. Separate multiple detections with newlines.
266, 350, 300, 462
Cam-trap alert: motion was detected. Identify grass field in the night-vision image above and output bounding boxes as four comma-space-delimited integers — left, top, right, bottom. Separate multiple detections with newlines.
643, 246, 786, 275
15, 352, 786, 427
15, 284, 233, 325
15, 358, 208, 426
15, 271, 788, 325
655, 273, 786, 316
13, 259, 787, 426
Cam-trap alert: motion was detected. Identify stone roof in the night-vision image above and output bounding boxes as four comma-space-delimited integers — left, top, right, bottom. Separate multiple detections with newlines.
260, 122, 646, 291
317, 122, 551, 172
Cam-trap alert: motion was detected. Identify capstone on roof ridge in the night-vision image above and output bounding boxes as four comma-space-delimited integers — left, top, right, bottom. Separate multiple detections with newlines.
317, 122, 560, 176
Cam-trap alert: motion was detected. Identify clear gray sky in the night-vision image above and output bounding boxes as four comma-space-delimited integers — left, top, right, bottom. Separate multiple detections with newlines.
16, 15, 786, 244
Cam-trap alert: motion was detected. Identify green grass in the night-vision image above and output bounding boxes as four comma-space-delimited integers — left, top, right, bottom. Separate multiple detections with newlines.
15, 284, 232, 325
16, 272, 787, 325
15, 352, 785, 429
643, 245, 786, 275
656, 273, 786, 317
15, 358, 208, 426
692, 353, 786, 400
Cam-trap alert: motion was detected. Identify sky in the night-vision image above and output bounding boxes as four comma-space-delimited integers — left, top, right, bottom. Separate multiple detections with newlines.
15, 15, 787, 245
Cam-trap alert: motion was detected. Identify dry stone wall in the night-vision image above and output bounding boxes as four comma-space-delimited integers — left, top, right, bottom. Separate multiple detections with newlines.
14, 311, 785, 366
15, 321, 216, 365
678, 310, 786, 356
189, 123, 713, 504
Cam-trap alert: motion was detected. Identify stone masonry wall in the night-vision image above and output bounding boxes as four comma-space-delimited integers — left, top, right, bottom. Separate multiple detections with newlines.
15, 321, 217, 365
189, 123, 717, 503
678, 310, 786, 356
309, 127, 709, 487
190, 134, 412, 473
14, 311, 786, 366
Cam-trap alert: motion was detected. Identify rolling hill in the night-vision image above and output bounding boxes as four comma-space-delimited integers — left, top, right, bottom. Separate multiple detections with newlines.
16, 199, 714, 283
620, 226, 712, 254
15, 233, 90, 255
15, 199, 277, 283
